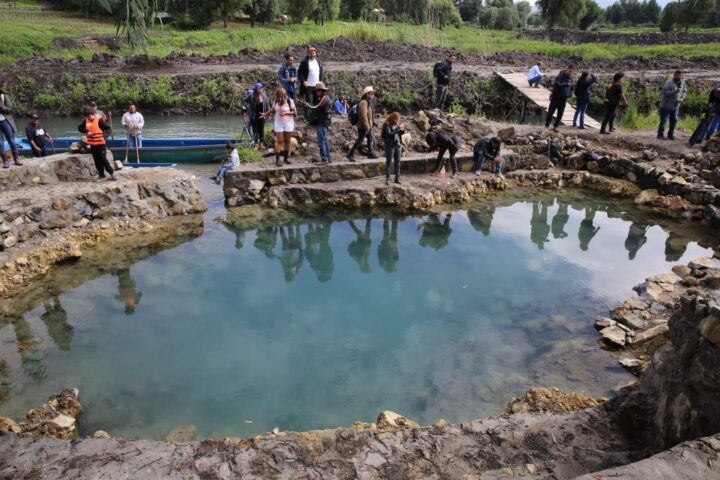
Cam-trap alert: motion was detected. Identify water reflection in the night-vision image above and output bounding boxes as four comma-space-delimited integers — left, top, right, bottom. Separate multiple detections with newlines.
41, 298, 73, 351
418, 213, 453, 250
114, 270, 143, 315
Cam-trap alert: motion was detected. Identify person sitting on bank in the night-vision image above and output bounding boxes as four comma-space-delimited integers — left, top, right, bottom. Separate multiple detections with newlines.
215, 143, 240, 184
426, 128, 460, 178
243, 83, 269, 148
473, 136, 502, 177
527, 63, 543, 88
333, 91, 349, 115
381, 112, 404, 185
25, 114, 52, 158
347, 86, 378, 162
121, 103, 144, 148
78, 106, 116, 181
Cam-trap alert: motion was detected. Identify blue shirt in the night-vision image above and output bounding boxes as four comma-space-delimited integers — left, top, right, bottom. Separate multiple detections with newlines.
333, 99, 348, 115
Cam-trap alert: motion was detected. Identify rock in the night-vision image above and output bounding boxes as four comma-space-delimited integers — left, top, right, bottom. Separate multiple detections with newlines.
672, 265, 692, 277
376, 411, 419, 430
73, 218, 90, 228
14, 256, 28, 266
699, 314, 720, 346
501, 387, 601, 416
526, 464, 538, 474
599, 325, 627, 347
166, 424, 198, 442
689, 257, 720, 270
49, 414, 76, 430
496, 126, 516, 142
649, 273, 679, 285
433, 419, 449, 429
700, 272, 720, 289
92, 430, 110, 438
20, 388, 81, 440
643, 150, 658, 161
594, 317, 617, 330
630, 323, 670, 344
682, 276, 700, 287
0, 417, 21, 433
670, 176, 688, 186
657, 172, 673, 186
414, 111, 431, 131
2, 235, 17, 249
67, 244, 82, 259
619, 358, 646, 376
365, 452, 387, 468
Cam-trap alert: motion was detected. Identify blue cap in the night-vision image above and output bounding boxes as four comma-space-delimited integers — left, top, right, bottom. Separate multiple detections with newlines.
254, 83, 264, 90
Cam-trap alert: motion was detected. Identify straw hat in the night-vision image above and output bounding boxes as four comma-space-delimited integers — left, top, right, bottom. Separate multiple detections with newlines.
362, 86, 375, 96
314, 82, 328, 91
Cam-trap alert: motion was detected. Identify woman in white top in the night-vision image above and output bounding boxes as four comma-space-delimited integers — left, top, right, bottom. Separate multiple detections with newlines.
262, 87, 297, 166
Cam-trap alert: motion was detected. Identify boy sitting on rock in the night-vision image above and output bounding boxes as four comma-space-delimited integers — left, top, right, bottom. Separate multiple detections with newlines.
215, 143, 240, 185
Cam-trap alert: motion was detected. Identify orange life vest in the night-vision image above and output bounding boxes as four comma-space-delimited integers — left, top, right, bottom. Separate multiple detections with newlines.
85, 115, 106, 146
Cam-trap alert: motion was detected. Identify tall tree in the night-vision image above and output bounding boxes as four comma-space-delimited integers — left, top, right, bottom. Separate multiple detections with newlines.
516, 1, 532, 24
536, 0, 588, 28
578, 0, 602, 29
244, 0, 278, 27
313, 0, 340, 24
288, 0, 318, 22
341, 0, 373, 19
380, 0, 429, 24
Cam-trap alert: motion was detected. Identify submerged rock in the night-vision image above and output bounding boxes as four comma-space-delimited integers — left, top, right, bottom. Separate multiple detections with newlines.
500, 387, 603, 416
166, 424, 198, 443
19, 388, 81, 439
376, 411, 419, 430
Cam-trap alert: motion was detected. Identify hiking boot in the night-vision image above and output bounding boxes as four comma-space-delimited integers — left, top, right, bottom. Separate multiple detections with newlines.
283, 151, 291, 164
12, 152, 23, 166
367, 152, 378, 159
346, 154, 356, 162
668, 136, 675, 140
395, 178, 401, 184
657, 135, 666, 140
1, 153, 9, 168
600, 130, 610, 135
552, 127, 559, 132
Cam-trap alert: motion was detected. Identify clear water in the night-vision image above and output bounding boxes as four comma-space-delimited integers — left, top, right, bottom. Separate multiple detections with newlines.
0, 184, 713, 440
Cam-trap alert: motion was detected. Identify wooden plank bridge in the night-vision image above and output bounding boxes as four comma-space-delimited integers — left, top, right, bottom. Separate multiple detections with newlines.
495, 71, 602, 130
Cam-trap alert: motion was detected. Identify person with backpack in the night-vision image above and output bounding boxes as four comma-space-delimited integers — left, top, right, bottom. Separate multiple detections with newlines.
473, 136, 502, 177
277, 54, 298, 102
433, 53, 456, 110
545, 66, 575, 132
381, 112, 404, 185
426, 128, 460, 178
657, 70, 687, 140
302, 82, 333, 163
347, 86, 378, 162
600, 72, 628, 135
261, 87, 297, 166
572, 72, 597, 129
242, 83, 269, 148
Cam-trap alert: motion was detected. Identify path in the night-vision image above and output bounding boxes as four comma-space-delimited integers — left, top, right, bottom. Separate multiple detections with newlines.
495, 71, 602, 129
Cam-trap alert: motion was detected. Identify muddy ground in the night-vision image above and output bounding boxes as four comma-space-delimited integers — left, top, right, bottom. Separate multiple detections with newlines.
520, 28, 720, 46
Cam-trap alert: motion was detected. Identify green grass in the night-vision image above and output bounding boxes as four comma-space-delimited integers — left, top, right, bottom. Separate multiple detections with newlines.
3, 12, 720, 67
620, 102, 700, 132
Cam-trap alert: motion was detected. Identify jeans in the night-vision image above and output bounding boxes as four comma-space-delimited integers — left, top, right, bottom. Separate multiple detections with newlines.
529, 75, 542, 87
573, 102, 589, 127
90, 144, 114, 177
128, 132, 143, 148
348, 129, 373, 157
252, 118, 265, 144
706, 114, 720, 140
658, 107, 678, 138
473, 151, 502, 174
216, 165, 232, 182
385, 145, 401, 180
434, 84, 448, 110
601, 103, 618, 132
316, 126, 330, 162
434, 147, 458, 174
32, 144, 48, 157
545, 98, 567, 128
0, 119, 17, 155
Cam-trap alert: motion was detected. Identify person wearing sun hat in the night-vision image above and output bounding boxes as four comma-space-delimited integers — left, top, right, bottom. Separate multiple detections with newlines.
347, 86, 378, 162
242, 83, 269, 147
303, 82, 333, 163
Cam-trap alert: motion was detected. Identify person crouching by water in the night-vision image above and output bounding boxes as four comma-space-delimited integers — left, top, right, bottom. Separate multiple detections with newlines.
26, 114, 52, 158
215, 143, 240, 185
473, 136, 502, 177
426, 128, 460, 178
121, 103, 144, 148
243, 83, 269, 148
381, 112, 404, 185
78, 106, 116, 181
261, 87, 297, 166
303, 82, 333, 164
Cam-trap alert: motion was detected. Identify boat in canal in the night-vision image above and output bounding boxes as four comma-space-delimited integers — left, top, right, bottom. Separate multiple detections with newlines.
6, 137, 243, 164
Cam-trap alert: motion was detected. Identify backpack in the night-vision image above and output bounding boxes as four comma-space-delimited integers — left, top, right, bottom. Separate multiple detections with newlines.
348, 103, 359, 126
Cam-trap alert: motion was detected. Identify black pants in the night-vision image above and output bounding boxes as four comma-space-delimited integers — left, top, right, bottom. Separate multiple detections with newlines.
252, 118, 265, 144
545, 98, 567, 128
90, 144, 113, 177
601, 103, 618, 132
434, 147, 459, 174
348, 129, 373, 156
385, 145, 401, 180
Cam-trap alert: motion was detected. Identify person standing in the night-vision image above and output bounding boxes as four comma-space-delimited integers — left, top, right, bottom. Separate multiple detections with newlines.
658, 70, 687, 140
278, 54, 298, 102
545, 66, 575, 132
381, 112, 404, 185
0, 85, 22, 168
303, 82, 333, 163
572, 72, 597, 129
215, 143, 240, 184
600, 72, 628, 135
433, 53, 456, 110
243, 83, 269, 147
527, 63, 543, 88
78, 106, 116, 181
473, 136, 502, 177
25, 114, 51, 158
347, 86, 378, 162
262, 87, 297, 166
121, 103, 144, 148
298, 47, 324, 111
427, 128, 460, 178
333, 91, 349, 115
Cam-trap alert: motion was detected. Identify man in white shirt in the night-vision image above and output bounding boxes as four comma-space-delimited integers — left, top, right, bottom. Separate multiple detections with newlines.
298, 47, 324, 116
528, 63, 543, 88
215, 143, 240, 184
121, 104, 145, 148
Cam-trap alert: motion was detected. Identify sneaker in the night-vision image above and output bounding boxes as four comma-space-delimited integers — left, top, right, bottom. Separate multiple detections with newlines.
108, 175, 118, 181
552, 127, 559, 132
657, 135, 666, 140
94, 176, 106, 182
667, 136, 675, 140
394, 179, 401, 184
600, 131, 610, 135
367, 153, 378, 159
474, 171, 482, 176
497, 173, 505, 178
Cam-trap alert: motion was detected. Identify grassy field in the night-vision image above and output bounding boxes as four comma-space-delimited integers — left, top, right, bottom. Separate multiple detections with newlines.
3, 10, 720, 67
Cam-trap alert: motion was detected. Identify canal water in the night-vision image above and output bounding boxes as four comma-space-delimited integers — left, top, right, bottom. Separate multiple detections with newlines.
0, 186, 713, 440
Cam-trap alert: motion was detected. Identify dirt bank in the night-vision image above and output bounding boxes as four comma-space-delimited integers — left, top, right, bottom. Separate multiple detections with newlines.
521, 28, 720, 46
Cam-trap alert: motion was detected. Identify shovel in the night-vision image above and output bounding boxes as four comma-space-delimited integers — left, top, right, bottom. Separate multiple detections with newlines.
49, 137, 56, 155
124, 129, 130, 163
134, 127, 141, 164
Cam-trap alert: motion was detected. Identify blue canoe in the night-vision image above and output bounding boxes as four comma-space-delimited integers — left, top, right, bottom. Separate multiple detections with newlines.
6, 137, 243, 164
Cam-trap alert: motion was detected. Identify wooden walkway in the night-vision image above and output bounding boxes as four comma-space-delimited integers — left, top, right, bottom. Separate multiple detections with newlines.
495, 71, 602, 130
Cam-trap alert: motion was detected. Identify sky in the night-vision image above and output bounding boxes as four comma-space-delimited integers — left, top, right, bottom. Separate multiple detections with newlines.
595, 0, 672, 6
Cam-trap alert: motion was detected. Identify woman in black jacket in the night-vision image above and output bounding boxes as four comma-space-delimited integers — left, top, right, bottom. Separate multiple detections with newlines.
573, 72, 597, 129
381, 112, 404, 185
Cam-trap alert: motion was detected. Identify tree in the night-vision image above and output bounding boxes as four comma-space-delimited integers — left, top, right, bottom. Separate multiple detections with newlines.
427, 0, 462, 28
380, 0, 429, 24
495, 5, 520, 29
340, 0, 372, 19
659, 1, 678, 30
516, 1, 532, 25
677, 0, 714, 31
313, 0, 340, 24
288, 0, 318, 22
536, 0, 589, 28
456, 0, 482, 21
644, 0, 661, 23
578, 0, 602, 29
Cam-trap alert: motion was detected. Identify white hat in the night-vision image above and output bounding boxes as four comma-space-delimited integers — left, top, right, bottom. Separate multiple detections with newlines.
362, 86, 375, 96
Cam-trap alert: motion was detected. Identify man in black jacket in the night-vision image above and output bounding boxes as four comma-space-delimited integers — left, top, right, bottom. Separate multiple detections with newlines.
298, 47, 324, 113
545, 66, 575, 132
426, 128, 460, 177
432, 53, 456, 110
473, 136, 502, 176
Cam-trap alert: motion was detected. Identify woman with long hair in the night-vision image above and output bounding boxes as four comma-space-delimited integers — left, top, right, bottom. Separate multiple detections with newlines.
262, 87, 297, 166
573, 71, 597, 129
381, 112, 404, 185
